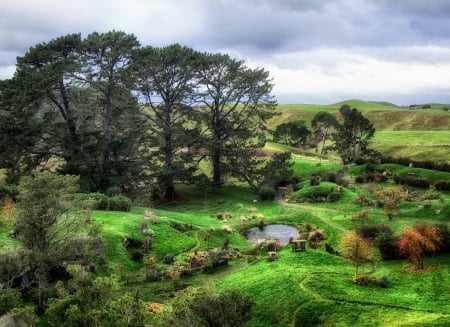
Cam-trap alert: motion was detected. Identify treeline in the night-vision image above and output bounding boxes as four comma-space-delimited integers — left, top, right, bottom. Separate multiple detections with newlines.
0, 30, 286, 199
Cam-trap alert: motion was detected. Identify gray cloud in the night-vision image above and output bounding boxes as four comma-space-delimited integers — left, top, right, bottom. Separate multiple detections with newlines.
1, 0, 450, 104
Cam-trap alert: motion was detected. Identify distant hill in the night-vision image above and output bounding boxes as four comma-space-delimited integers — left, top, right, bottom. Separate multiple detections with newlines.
330, 99, 400, 110
269, 99, 450, 131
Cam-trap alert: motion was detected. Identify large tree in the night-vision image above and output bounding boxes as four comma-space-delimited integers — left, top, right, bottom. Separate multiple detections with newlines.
1, 32, 147, 192
332, 107, 376, 164
131, 44, 203, 199
78, 31, 148, 192
197, 53, 277, 186
273, 121, 311, 148
13, 172, 104, 310
1, 34, 84, 182
311, 111, 339, 154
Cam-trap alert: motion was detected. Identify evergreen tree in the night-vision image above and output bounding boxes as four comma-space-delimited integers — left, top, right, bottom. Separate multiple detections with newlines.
131, 44, 203, 199
197, 53, 277, 186
332, 107, 376, 164
14, 173, 104, 310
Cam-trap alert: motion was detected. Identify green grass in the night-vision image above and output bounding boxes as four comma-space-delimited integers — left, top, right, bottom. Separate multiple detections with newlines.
267, 99, 450, 163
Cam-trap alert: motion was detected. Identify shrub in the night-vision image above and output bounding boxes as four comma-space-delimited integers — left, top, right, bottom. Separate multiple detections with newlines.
355, 175, 366, 183
0, 288, 21, 315
108, 195, 132, 211
435, 223, 450, 253
309, 175, 321, 186
373, 276, 390, 288
357, 225, 380, 240
0, 184, 18, 201
77, 192, 109, 210
163, 253, 175, 264
327, 191, 341, 202
308, 229, 326, 242
258, 185, 276, 201
0, 305, 37, 327
393, 175, 430, 188
325, 242, 340, 255
376, 232, 402, 260
353, 274, 389, 288
129, 249, 144, 261
156, 288, 253, 327
266, 240, 282, 252
435, 180, 450, 191
105, 186, 121, 197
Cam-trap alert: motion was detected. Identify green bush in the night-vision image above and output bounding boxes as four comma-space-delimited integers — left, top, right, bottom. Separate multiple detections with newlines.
77, 192, 109, 210
0, 184, 18, 201
393, 175, 430, 188
0, 288, 21, 315
108, 195, 132, 211
326, 191, 341, 202
156, 288, 253, 327
376, 232, 402, 260
435, 180, 450, 191
258, 185, 276, 201
105, 186, 121, 197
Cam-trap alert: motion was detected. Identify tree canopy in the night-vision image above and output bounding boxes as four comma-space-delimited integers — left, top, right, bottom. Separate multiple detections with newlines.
0, 32, 277, 198
332, 107, 376, 164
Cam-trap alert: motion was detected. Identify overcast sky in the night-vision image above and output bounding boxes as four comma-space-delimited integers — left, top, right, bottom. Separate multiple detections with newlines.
2, 0, 450, 105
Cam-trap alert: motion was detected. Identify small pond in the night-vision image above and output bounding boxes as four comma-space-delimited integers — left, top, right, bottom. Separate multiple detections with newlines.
246, 224, 299, 245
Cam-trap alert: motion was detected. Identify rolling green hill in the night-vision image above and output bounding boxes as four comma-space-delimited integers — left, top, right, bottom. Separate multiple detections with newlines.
268, 99, 450, 162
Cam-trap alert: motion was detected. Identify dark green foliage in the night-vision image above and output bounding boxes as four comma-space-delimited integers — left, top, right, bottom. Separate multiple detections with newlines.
131, 44, 203, 198
326, 191, 341, 202
196, 52, 277, 187
294, 301, 326, 327
14, 173, 105, 310
376, 232, 402, 260
46, 267, 145, 327
163, 253, 175, 264
76, 193, 132, 211
435, 180, 450, 191
435, 223, 450, 253
258, 185, 276, 201
393, 174, 430, 188
108, 195, 132, 211
156, 288, 253, 327
0, 184, 18, 201
0, 288, 21, 315
357, 224, 394, 242
311, 111, 339, 154
273, 121, 311, 147
259, 152, 295, 189
332, 107, 377, 164
354, 274, 390, 288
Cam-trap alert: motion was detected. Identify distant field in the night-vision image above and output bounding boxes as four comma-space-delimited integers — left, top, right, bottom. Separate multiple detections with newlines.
269, 99, 450, 162
269, 99, 450, 132
372, 131, 450, 162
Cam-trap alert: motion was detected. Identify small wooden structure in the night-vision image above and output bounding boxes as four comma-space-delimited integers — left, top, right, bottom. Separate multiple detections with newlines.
291, 239, 306, 252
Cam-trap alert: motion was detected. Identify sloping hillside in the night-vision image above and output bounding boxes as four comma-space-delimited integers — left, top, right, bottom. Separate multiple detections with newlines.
269, 99, 450, 131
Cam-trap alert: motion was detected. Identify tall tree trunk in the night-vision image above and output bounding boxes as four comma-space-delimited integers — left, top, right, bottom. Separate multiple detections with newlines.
212, 146, 221, 186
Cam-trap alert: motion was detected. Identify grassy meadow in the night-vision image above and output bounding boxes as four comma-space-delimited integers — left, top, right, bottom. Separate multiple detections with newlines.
23, 158, 446, 326
1, 99, 450, 326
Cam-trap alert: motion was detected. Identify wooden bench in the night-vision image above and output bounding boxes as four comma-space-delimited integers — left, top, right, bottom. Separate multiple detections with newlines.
291, 239, 306, 252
